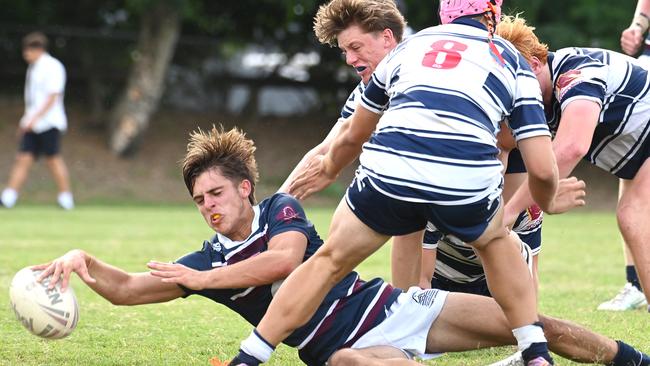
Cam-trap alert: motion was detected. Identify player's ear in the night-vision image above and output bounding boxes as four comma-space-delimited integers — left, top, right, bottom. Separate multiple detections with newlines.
238, 179, 252, 200
529, 56, 544, 75
381, 28, 395, 48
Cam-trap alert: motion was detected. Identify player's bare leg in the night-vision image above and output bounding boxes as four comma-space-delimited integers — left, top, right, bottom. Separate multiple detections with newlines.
617, 159, 650, 306
469, 205, 538, 328
328, 346, 421, 366
469, 204, 550, 363
256, 199, 390, 344
427, 293, 618, 363
391, 230, 425, 290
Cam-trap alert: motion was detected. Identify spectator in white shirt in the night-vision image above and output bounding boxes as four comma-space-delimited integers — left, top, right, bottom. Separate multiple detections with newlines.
1, 32, 74, 210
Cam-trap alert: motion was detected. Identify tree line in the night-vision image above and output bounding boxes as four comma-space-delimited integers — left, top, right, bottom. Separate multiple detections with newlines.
0, 0, 637, 156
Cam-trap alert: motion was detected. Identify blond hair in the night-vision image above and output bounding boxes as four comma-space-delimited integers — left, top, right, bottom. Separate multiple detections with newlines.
314, 0, 406, 46
182, 125, 259, 204
496, 15, 548, 64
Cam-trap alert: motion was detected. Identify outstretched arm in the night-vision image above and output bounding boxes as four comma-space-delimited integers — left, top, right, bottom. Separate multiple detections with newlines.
148, 231, 308, 290
33, 249, 183, 305
289, 106, 380, 200
504, 101, 595, 224
279, 119, 344, 194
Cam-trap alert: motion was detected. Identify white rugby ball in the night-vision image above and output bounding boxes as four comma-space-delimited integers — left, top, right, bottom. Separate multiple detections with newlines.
9, 267, 79, 339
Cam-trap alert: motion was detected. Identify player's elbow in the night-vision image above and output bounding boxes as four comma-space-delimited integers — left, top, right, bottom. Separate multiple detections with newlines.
275, 259, 301, 279
557, 143, 588, 166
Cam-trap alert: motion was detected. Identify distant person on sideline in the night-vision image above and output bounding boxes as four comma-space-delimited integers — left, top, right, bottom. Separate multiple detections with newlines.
1, 31, 74, 210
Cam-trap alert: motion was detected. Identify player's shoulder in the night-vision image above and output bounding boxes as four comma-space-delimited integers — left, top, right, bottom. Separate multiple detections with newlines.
260, 193, 306, 219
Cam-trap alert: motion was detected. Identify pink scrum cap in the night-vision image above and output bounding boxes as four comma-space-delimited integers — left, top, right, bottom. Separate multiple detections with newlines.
439, 0, 503, 25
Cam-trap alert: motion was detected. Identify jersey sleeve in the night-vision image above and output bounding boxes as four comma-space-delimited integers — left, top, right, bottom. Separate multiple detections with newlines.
266, 193, 313, 241
45, 59, 66, 94
359, 57, 390, 114
340, 82, 365, 119
174, 241, 223, 297
507, 53, 550, 141
553, 58, 606, 111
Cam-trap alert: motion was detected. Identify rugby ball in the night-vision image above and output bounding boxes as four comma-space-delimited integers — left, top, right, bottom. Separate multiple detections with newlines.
9, 267, 79, 339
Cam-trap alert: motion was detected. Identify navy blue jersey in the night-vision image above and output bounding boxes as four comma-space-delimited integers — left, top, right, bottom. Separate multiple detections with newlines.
547, 48, 650, 179
175, 193, 401, 365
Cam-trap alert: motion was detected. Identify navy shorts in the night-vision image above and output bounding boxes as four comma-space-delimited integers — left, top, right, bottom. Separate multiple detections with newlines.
19, 128, 61, 158
345, 176, 501, 243
430, 276, 491, 297
616, 133, 650, 179
506, 148, 526, 174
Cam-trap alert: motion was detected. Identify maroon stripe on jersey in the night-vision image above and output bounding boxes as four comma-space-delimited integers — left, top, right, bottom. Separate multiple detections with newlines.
227, 237, 267, 264
311, 279, 365, 340
342, 284, 396, 348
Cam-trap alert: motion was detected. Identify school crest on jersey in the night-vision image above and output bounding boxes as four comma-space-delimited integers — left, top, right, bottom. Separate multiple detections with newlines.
276, 205, 299, 222
555, 70, 584, 100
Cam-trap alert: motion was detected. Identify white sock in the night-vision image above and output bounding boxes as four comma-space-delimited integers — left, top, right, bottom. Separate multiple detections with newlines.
1, 188, 18, 208
512, 323, 547, 352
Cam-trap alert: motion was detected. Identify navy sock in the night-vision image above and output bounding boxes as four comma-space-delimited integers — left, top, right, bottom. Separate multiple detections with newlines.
522, 342, 554, 364
610, 340, 650, 366
626, 266, 642, 291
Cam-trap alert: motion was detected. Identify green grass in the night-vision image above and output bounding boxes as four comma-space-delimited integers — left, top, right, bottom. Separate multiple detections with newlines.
1, 206, 649, 365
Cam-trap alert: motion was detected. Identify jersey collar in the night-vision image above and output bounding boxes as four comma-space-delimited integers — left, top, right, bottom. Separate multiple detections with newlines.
450, 17, 488, 31
215, 204, 261, 249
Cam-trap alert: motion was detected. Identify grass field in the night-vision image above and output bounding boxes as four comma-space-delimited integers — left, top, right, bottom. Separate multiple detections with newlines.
1, 205, 649, 365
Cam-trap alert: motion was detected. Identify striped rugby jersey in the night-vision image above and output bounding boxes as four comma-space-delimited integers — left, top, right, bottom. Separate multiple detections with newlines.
546, 48, 650, 178
340, 81, 365, 120
424, 205, 542, 286
175, 193, 401, 366
356, 19, 549, 205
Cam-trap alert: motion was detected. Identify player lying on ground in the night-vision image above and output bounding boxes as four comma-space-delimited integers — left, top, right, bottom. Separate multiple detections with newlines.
33, 126, 649, 366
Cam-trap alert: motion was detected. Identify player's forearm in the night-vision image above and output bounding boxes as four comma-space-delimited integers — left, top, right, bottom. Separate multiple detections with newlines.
204, 251, 299, 289
279, 147, 325, 193
83, 253, 142, 305
634, 0, 650, 26
528, 171, 558, 212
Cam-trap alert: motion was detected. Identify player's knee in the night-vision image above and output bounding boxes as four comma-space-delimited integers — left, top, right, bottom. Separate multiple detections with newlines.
616, 201, 638, 230
328, 348, 365, 366
313, 246, 357, 283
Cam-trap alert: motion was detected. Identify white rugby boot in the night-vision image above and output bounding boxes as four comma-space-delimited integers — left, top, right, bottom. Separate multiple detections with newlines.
597, 283, 647, 311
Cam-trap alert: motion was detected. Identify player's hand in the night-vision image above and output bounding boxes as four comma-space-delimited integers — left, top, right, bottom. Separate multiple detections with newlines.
32, 249, 96, 292
546, 176, 586, 214
148, 261, 207, 290
621, 25, 644, 56
288, 154, 336, 200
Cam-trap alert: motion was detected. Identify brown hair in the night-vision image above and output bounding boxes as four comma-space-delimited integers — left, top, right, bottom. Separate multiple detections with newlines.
314, 0, 406, 46
22, 32, 48, 50
496, 15, 548, 64
182, 125, 259, 204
